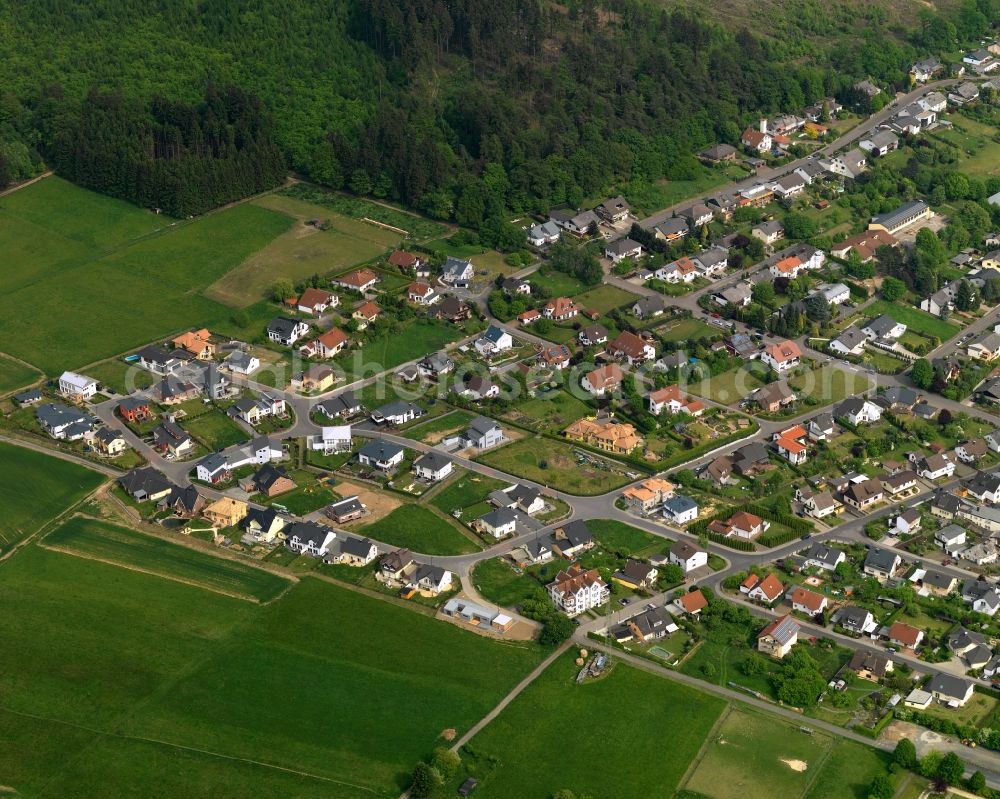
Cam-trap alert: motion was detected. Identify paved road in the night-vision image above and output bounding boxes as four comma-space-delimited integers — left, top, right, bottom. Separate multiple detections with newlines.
637, 79, 959, 233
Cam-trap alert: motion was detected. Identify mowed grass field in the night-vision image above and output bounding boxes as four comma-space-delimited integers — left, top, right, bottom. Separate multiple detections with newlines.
689, 364, 765, 404
204, 192, 402, 306
43, 516, 290, 602
477, 436, 632, 495
681, 706, 890, 799
0, 353, 42, 395
465, 654, 726, 798
361, 504, 480, 554
571, 283, 637, 314
0, 547, 542, 797
864, 300, 960, 341
181, 409, 250, 451
0, 441, 106, 553
788, 365, 872, 406
0, 177, 292, 374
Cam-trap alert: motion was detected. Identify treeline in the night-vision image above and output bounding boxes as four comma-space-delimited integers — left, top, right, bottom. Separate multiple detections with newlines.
2, 0, 1000, 218
40, 85, 285, 216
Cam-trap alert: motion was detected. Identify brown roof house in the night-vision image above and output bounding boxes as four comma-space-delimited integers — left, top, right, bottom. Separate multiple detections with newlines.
757, 615, 799, 659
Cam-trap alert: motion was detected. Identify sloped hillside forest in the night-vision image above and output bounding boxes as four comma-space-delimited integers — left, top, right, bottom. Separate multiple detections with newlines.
0, 0, 997, 219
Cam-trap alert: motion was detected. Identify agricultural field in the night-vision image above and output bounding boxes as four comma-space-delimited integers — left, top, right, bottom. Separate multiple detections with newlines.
788, 365, 872, 406
461, 654, 725, 799
204, 191, 403, 306
0, 177, 292, 374
181, 409, 249, 451
863, 300, 960, 342
280, 183, 447, 241
0, 353, 41, 396
0, 547, 540, 797
0, 441, 106, 554
477, 436, 633, 495
43, 516, 291, 602
361, 504, 481, 554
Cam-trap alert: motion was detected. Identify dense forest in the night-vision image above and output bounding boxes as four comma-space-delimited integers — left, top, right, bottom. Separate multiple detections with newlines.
41, 85, 286, 216
0, 0, 997, 219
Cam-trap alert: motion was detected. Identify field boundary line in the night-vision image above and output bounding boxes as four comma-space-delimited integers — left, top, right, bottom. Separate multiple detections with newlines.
397, 640, 573, 799
798, 731, 837, 799
677, 703, 733, 791
0, 705, 387, 797
36, 540, 268, 604
0, 481, 107, 566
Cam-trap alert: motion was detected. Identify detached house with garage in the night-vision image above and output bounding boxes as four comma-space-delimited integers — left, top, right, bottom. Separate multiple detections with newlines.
582, 363, 623, 396
607, 331, 656, 365
668, 540, 707, 573
475, 325, 513, 357
58, 371, 98, 401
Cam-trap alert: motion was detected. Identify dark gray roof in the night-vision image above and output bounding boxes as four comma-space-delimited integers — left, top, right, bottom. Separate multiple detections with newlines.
871, 200, 929, 230
118, 467, 174, 498
928, 672, 972, 700
414, 451, 452, 472
865, 548, 899, 572
358, 439, 405, 462
467, 415, 501, 439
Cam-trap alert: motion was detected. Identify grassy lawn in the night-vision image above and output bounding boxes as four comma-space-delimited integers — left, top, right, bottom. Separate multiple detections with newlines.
204, 191, 402, 306
44, 516, 290, 602
464, 653, 725, 799
0, 177, 293, 374
471, 557, 566, 607
361, 504, 480, 554
181, 410, 249, 451
920, 690, 999, 727
939, 114, 1000, 180
83, 357, 156, 394
803, 739, 893, 799
689, 364, 765, 404
529, 267, 587, 297
256, 469, 338, 516
0, 353, 41, 396
280, 183, 447, 241
401, 409, 475, 444
620, 164, 751, 215
864, 300, 960, 341
862, 349, 909, 374
587, 518, 670, 558
429, 470, 510, 517
788, 365, 872, 406
656, 317, 719, 343
336, 319, 468, 379
571, 284, 638, 314
477, 436, 633, 495
0, 441, 106, 554
0, 547, 540, 797
500, 388, 594, 433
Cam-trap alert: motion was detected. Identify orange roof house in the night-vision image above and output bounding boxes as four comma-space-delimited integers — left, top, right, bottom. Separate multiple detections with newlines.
674, 589, 708, 615
172, 329, 214, 359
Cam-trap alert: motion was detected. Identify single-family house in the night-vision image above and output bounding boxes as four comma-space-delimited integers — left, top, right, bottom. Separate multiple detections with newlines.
357, 439, 406, 471
757, 615, 800, 659
761, 339, 802, 372
669, 540, 707, 573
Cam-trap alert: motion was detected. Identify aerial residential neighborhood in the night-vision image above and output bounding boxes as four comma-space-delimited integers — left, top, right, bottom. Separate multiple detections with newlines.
12, 7, 1000, 797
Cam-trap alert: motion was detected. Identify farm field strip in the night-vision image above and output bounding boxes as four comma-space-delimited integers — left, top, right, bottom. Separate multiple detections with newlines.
43, 516, 292, 602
